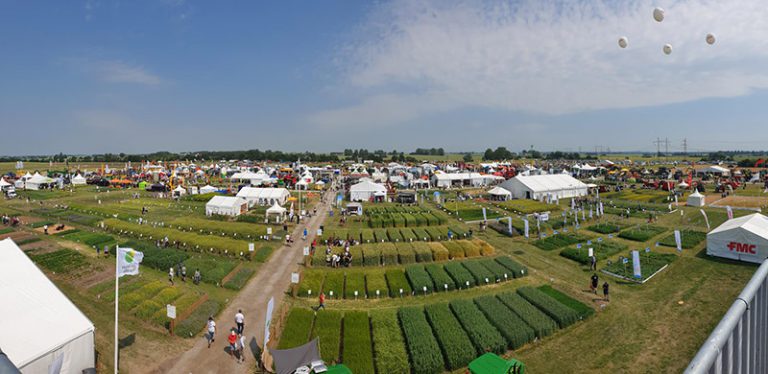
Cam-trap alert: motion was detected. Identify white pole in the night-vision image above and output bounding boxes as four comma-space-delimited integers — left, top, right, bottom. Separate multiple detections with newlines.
114, 245, 119, 374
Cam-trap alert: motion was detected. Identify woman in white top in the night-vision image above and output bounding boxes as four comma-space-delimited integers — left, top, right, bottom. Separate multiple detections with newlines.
206, 316, 216, 348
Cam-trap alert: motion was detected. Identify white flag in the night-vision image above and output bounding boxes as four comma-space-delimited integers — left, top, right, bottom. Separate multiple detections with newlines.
674, 230, 682, 252
589, 208, 593, 219
571, 198, 575, 210
632, 250, 642, 279
117, 247, 144, 277
726, 206, 733, 220
482, 207, 487, 221
699, 209, 710, 230
263, 297, 275, 349
507, 217, 513, 235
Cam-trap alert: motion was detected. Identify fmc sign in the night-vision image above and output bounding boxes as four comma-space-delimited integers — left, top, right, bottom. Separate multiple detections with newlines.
727, 241, 757, 254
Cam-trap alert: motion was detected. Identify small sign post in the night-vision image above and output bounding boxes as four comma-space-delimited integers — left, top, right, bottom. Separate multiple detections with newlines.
167, 304, 176, 335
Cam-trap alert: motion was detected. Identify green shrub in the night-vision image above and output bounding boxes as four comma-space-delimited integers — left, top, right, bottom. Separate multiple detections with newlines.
311, 310, 342, 364
474, 295, 535, 349
618, 225, 666, 242
444, 262, 475, 288
365, 269, 389, 298
424, 303, 476, 369
412, 242, 434, 262
425, 264, 456, 291
175, 299, 221, 338
398, 307, 444, 374
371, 309, 410, 374
342, 311, 375, 374
538, 285, 594, 320
449, 299, 506, 354
277, 308, 314, 349
497, 292, 557, 338
396, 243, 417, 264
406, 265, 434, 293
344, 271, 366, 299
517, 286, 579, 328
495, 256, 528, 278
385, 269, 412, 297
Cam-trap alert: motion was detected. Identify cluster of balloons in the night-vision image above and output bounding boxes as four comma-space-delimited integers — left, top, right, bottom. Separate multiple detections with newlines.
618, 7, 716, 55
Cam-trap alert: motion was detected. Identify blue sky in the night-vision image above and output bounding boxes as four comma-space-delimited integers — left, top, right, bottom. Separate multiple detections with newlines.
2, 0, 768, 156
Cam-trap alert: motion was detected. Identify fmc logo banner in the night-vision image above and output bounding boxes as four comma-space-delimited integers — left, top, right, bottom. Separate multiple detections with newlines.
728, 242, 757, 255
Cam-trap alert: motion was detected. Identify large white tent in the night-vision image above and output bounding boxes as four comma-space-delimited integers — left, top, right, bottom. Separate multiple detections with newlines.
266, 203, 287, 223
698, 165, 730, 176
0, 178, 12, 190
236, 187, 291, 207
487, 186, 512, 201
23, 173, 54, 191
707, 213, 768, 264
0, 238, 95, 373
431, 172, 488, 188
205, 196, 248, 216
349, 180, 387, 202
499, 174, 588, 200
199, 185, 217, 194
71, 174, 87, 186
686, 190, 706, 207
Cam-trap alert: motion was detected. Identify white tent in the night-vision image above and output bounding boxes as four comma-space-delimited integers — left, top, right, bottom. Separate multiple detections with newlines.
699, 166, 730, 176
488, 186, 512, 201
71, 174, 87, 186
499, 174, 588, 200
24, 173, 54, 190
431, 172, 487, 188
0, 238, 95, 373
199, 185, 217, 194
236, 187, 291, 207
205, 196, 248, 216
295, 179, 309, 190
0, 178, 12, 189
266, 203, 287, 223
707, 213, 768, 264
349, 180, 387, 202
173, 186, 187, 196
686, 190, 706, 207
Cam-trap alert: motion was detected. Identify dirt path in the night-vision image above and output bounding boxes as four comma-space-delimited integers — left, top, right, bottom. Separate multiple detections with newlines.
152, 189, 333, 374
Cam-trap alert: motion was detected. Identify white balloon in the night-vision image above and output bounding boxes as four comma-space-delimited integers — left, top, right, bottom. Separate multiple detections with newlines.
663, 43, 672, 55
653, 7, 665, 22
706, 33, 716, 45
618, 37, 628, 48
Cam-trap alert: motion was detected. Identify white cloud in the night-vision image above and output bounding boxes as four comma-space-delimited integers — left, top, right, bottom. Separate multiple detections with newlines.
312, 0, 768, 127
97, 60, 162, 85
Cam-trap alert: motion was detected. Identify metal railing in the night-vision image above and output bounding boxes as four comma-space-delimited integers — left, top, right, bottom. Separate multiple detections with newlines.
686, 259, 768, 374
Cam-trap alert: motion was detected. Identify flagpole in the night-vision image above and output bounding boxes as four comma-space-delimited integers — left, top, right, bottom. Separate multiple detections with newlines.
115, 245, 119, 374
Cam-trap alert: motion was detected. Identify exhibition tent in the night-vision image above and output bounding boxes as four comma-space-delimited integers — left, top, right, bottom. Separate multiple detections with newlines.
205, 196, 247, 216
199, 185, 217, 194
499, 174, 588, 200
173, 186, 187, 196
707, 213, 768, 264
236, 187, 291, 207
349, 180, 387, 202
71, 174, 87, 186
24, 173, 54, 190
487, 186, 512, 201
0, 178, 11, 188
0, 238, 95, 373
686, 190, 706, 207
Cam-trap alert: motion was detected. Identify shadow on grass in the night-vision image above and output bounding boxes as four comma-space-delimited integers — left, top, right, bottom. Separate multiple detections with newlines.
694, 247, 762, 269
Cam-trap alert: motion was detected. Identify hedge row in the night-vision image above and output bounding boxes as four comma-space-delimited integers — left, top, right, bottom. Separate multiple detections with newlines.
474, 295, 536, 349
424, 303, 476, 370
517, 287, 580, 328
399, 307, 444, 374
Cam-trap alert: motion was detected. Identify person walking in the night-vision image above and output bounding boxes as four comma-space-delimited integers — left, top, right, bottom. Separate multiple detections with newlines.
43, 224, 49, 235
590, 273, 599, 294
312, 292, 326, 311
169, 267, 175, 285
193, 269, 201, 285
228, 329, 238, 359
602, 281, 610, 301
205, 316, 216, 348
590, 255, 597, 271
235, 309, 245, 334
181, 265, 187, 282
238, 333, 246, 363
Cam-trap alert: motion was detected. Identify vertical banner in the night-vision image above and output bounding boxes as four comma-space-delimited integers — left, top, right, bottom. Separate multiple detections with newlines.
482, 207, 487, 222
507, 217, 513, 235
523, 219, 529, 238
674, 230, 682, 252
726, 206, 734, 220
589, 207, 593, 219
571, 198, 575, 210
632, 250, 642, 279
263, 297, 275, 349
588, 247, 594, 257
699, 209, 710, 230
582, 209, 586, 221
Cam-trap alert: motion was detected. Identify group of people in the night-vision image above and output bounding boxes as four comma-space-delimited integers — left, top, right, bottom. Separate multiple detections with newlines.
2, 215, 20, 227
168, 263, 202, 285
206, 309, 249, 363
325, 247, 353, 268
590, 273, 610, 301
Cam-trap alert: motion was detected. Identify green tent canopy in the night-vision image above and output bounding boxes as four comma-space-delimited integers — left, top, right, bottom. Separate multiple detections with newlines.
323, 364, 352, 374
468, 353, 525, 374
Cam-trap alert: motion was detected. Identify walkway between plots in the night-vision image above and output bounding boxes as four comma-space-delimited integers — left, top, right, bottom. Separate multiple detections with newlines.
153, 189, 334, 374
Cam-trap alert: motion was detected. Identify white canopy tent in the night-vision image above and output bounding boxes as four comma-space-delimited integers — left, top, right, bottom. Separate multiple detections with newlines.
686, 190, 706, 207
23, 173, 54, 190
349, 180, 387, 202
0, 178, 12, 189
266, 203, 287, 223
487, 186, 512, 201
71, 174, 87, 186
707, 213, 768, 264
172, 185, 187, 197
236, 187, 291, 207
199, 185, 217, 194
499, 174, 588, 200
205, 196, 248, 216
0, 238, 95, 373
698, 166, 730, 176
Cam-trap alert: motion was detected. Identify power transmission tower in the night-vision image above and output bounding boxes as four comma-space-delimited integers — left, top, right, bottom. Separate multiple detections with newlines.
665, 137, 670, 158
653, 138, 663, 157
682, 138, 688, 155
